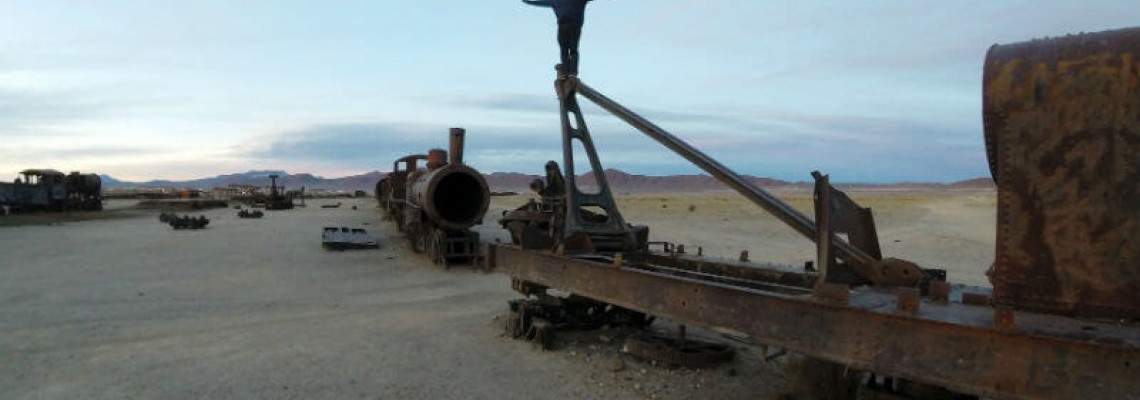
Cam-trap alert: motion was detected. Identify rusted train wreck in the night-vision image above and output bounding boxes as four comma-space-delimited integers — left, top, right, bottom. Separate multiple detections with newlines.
488, 28, 1140, 399
0, 169, 103, 212
377, 128, 490, 266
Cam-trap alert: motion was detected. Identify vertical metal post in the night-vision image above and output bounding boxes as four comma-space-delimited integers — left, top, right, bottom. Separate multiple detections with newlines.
814, 173, 833, 287
554, 78, 634, 251
449, 127, 465, 165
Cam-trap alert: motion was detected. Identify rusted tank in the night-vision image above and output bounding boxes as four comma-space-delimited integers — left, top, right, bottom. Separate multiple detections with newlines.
983, 27, 1140, 318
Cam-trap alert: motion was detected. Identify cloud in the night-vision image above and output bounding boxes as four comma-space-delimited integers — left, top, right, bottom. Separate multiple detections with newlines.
239, 106, 989, 183
0, 88, 106, 132
241, 122, 566, 171
453, 93, 555, 114
456, 91, 791, 134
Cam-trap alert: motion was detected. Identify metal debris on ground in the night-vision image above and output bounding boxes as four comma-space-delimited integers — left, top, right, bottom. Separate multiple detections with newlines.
623, 332, 734, 369
504, 292, 655, 350
321, 226, 379, 250
237, 209, 264, 219
160, 213, 210, 229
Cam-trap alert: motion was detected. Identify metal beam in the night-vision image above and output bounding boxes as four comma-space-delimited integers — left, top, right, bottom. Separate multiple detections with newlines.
572, 80, 875, 267
489, 244, 1140, 400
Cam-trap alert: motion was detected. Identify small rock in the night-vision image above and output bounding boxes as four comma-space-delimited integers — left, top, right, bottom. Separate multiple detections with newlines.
640, 369, 647, 374
569, 351, 577, 356
634, 383, 642, 390
609, 359, 625, 372
137, 292, 144, 297
599, 334, 612, 343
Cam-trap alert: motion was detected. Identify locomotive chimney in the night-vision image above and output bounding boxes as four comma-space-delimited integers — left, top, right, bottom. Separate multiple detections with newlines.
449, 127, 465, 165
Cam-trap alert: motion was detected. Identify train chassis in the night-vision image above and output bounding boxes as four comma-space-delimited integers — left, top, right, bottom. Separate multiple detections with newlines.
489, 27, 1140, 399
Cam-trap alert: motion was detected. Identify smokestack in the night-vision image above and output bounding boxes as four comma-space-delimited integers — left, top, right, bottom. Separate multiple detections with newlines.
449, 127, 466, 165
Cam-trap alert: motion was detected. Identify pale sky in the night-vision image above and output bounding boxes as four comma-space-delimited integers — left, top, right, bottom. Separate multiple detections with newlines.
1, 1, 1136, 182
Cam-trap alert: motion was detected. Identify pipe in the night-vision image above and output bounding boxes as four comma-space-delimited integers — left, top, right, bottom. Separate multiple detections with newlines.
449, 127, 466, 165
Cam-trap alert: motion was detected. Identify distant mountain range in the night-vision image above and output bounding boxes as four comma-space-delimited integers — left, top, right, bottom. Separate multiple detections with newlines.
100, 169, 994, 193
99, 170, 384, 193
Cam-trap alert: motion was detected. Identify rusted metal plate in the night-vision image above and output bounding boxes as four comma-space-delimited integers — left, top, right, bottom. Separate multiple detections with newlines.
983, 27, 1140, 318
489, 244, 1140, 399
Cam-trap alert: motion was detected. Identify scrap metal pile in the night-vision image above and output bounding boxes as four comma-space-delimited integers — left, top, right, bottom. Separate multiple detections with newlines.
321, 226, 379, 250
480, 27, 1140, 399
262, 174, 295, 210
159, 213, 210, 230
237, 209, 264, 219
375, 128, 489, 267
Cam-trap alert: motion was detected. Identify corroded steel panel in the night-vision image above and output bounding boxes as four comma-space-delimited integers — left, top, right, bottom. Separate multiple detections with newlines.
984, 27, 1140, 318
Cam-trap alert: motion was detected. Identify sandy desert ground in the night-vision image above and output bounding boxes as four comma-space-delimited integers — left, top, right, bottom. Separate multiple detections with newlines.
0, 189, 996, 399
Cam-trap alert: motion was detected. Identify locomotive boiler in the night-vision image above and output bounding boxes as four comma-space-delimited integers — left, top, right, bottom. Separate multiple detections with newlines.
377, 128, 490, 266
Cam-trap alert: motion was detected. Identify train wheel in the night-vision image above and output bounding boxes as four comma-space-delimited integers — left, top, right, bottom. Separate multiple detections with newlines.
786, 357, 863, 400
409, 228, 425, 253
427, 230, 446, 266
505, 312, 522, 338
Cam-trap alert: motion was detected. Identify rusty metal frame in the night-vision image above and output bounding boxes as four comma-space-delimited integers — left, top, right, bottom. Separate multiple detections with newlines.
553, 78, 635, 252
488, 244, 1140, 399
571, 79, 924, 287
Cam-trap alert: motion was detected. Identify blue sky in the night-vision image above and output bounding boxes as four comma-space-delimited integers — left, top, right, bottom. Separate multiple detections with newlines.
1, 1, 1136, 183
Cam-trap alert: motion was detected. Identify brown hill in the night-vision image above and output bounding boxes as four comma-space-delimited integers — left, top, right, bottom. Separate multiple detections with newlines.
570, 169, 789, 193
103, 168, 992, 194
948, 178, 996, 189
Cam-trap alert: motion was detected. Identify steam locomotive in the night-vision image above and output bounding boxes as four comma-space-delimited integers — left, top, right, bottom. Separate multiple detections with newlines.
376, 128, 490, 266
0, 169, 103, 212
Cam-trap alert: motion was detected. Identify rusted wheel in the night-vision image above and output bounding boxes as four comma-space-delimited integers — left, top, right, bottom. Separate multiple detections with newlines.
409, 228, 425, 253
505, 312, 522, 338
624, 333, 734, 368
531, 318, 554, 350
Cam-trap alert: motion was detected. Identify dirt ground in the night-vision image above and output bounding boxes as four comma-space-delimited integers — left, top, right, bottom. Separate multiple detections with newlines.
0, 190, 996, 399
